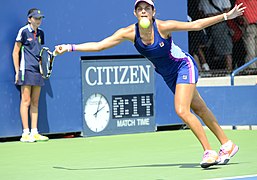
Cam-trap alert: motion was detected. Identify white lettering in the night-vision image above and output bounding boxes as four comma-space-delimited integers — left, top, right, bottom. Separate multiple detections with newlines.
140, 65, 151, 83
85, 67, 97, 86
137, 118, 150, 126
117, 119, 136, 127
113, 66, 119, 85
85, 65, 152, 86
102, 66, 113, 85
129, 66, 139, 84
119, 66, 129, 84
96, 67, 103, 85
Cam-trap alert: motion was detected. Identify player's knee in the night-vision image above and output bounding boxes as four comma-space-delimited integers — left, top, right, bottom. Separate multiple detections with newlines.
195, 107, 210, 119
21, 97, 31, 107
175, 107, 190, 120
30, 99, 39, 108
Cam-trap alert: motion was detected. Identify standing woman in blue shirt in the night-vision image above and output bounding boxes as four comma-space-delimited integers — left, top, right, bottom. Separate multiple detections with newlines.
12, 8, 49, 142
55, 0, 245, 168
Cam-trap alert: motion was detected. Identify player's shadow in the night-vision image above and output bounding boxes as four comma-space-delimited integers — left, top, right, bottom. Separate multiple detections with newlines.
53, 162, 220, 171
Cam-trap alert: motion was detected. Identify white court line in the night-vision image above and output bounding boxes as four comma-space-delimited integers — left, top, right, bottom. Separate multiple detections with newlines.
208, 174, 257, 180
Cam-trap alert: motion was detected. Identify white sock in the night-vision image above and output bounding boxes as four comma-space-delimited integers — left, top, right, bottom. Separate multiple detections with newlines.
222, 140, 232, 150
31, 128, 38, 135
23, 128, 30, 135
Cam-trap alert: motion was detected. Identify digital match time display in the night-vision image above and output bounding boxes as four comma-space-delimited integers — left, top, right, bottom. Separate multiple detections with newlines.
112, 94, 154, 119
81, 56, 156, 136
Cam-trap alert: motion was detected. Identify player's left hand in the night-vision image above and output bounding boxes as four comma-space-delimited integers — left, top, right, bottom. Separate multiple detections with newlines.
226, 3, 246, 20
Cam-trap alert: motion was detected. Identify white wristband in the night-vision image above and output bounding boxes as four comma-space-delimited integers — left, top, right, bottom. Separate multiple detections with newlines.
223, 13, 228, 21
67, 44, 72, 52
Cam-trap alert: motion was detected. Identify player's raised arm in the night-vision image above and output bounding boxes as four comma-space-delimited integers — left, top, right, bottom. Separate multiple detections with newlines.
161, 3, 246, 33
55, 25, 135, 55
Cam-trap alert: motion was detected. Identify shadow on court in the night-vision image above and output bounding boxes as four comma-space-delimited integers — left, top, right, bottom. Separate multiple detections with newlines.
53, 162, 221, 171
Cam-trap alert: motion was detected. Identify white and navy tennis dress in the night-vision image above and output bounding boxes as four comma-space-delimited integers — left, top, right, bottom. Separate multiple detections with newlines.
134, 20, 198, 93
15, 24, 45, 86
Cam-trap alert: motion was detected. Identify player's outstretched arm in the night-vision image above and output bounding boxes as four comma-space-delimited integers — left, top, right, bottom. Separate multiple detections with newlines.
195, 3, 246, 28
162, 3, 246, 33
226, 3, 246, 20
55, 25, 134, 55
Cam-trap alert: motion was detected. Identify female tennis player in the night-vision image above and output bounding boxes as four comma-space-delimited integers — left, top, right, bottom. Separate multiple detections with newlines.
12, 8, 49, 142
55, 0, 245, 168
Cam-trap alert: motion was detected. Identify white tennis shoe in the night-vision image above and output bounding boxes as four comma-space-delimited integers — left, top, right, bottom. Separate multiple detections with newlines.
32, 133, 49, 142
20, 133, 35, 143
218, 140, 239, 165
200, 150, 219, 168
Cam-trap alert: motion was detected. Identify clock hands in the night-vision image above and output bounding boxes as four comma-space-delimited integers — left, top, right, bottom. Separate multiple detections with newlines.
85, 93, 110, 133
93, 105, 106, 116
94, 95, 104, 117
96, 95, 103, 113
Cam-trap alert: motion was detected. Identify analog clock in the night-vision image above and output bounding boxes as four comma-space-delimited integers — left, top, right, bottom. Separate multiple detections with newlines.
84, 93, 110, 132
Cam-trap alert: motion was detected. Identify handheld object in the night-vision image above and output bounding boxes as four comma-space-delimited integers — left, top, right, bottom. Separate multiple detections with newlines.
38, 47, 57, 79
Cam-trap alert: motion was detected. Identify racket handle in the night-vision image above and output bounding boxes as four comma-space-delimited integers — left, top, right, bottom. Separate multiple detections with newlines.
53, 50, 57, 56
52, 46, 62, 56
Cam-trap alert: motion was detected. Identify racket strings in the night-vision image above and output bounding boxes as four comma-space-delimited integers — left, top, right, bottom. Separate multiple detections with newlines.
39, 47, 55, 79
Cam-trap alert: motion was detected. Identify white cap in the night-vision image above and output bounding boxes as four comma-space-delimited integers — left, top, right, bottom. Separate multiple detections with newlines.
134, 0, 155, 9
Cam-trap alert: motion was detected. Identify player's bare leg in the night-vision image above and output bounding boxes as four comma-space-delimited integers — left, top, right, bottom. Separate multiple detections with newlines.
20, 86, 31, 130
30, 86, 49, 142
174, 84, 211, 150
190, 89, 239, 165
190, 89, 228, 145
20, 86, 34, 142
174, 84, 218, 168
30, 86, 41, 129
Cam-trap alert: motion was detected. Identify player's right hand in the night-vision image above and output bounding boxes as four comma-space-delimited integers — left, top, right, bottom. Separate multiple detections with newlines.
54, 44, 69, 55
15, 73, 18, 84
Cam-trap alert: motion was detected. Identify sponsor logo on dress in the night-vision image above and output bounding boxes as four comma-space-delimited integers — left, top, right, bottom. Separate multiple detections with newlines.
183, 75, 187, 80
159, 42, 164, 47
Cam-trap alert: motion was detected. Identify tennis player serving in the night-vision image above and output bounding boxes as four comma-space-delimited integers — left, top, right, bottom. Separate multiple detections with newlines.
55, 0, 245, 168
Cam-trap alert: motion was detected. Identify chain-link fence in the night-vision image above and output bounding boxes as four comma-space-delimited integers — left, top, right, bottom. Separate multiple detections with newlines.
188, 0, 257, 77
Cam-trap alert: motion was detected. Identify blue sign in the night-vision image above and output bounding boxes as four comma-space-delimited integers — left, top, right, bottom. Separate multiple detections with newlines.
81, 55, 156, 137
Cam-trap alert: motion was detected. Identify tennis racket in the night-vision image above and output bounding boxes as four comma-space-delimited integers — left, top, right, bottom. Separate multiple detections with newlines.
38, 47, 58, 79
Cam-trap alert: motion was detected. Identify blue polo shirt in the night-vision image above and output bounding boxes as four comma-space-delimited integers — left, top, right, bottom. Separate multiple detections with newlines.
15, 24, 44, 73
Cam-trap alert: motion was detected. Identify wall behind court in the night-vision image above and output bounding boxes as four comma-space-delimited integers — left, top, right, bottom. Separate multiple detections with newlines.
0, 0, 188, 137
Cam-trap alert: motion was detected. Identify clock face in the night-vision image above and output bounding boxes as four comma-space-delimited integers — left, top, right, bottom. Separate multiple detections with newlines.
84, 93, 110, 133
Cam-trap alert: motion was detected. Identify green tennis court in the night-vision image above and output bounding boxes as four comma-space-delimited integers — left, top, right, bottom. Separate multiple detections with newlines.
1, 130, 257, 180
